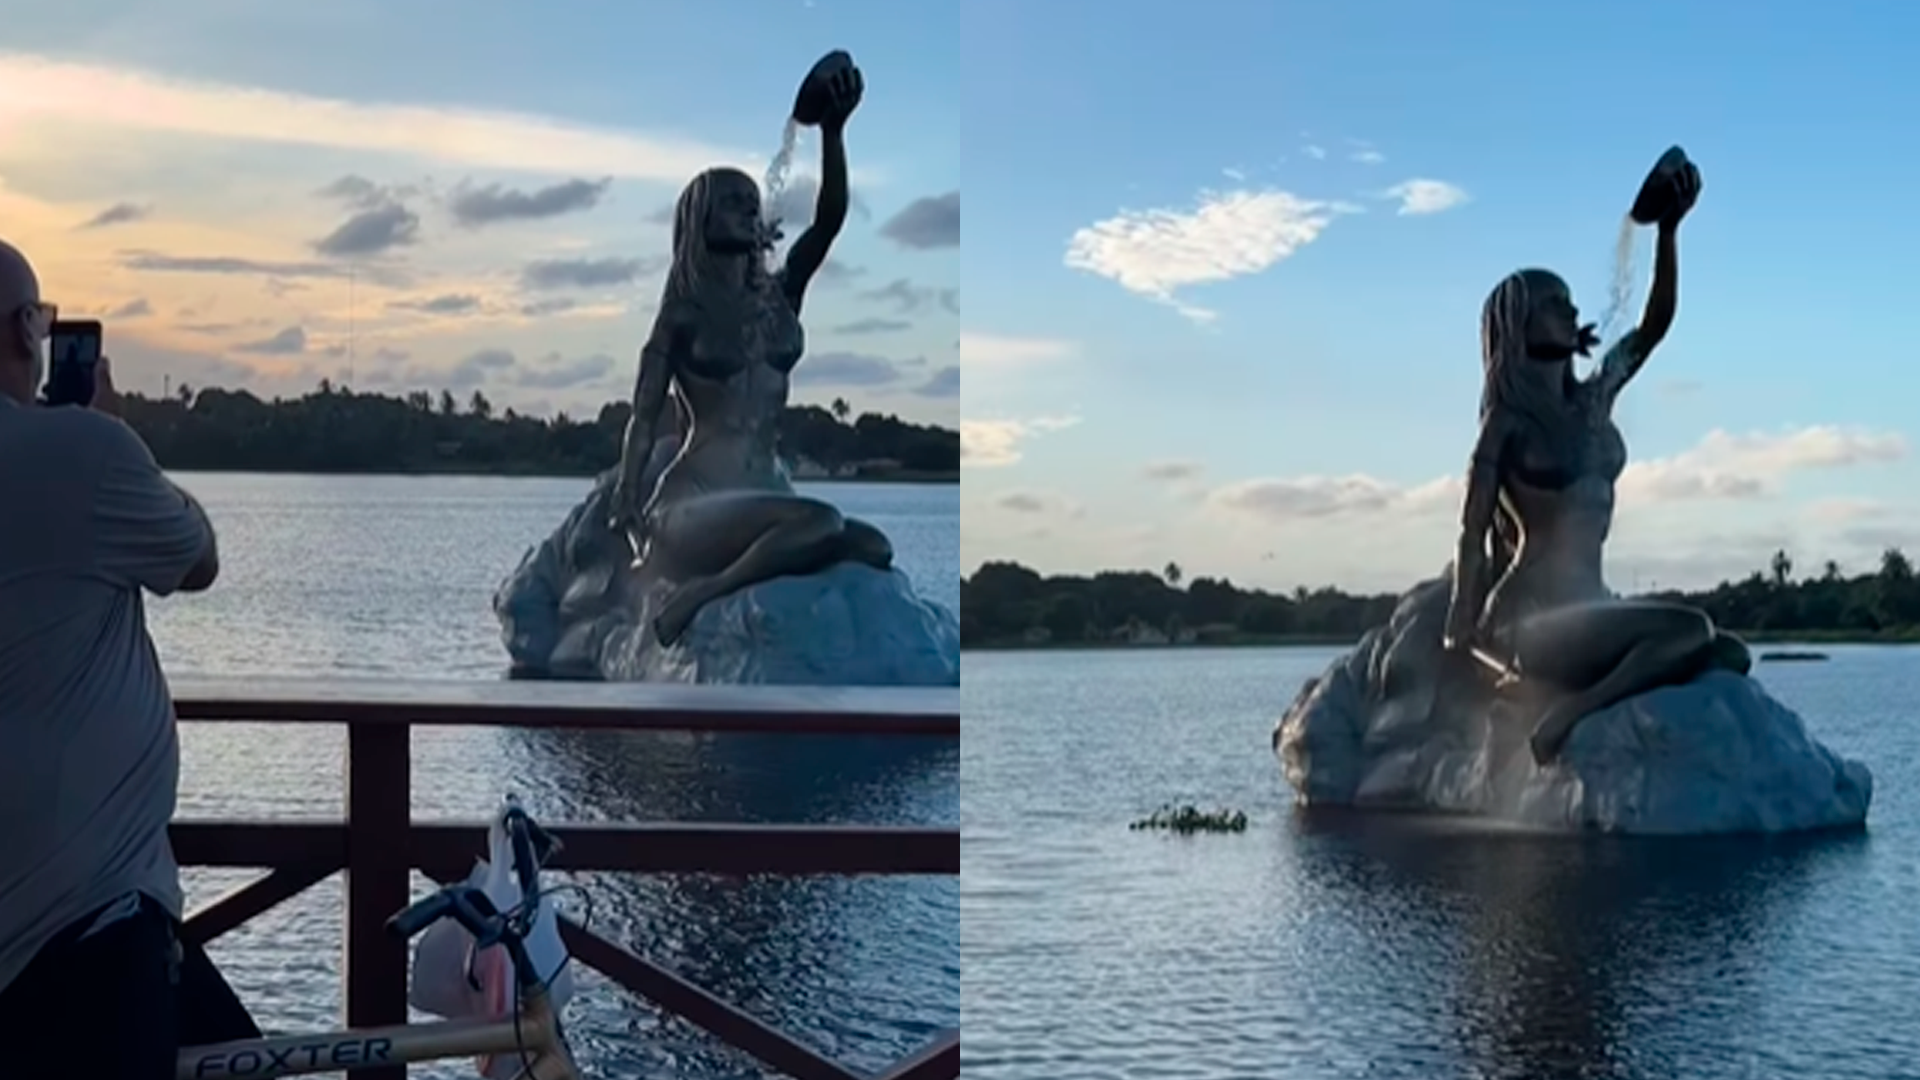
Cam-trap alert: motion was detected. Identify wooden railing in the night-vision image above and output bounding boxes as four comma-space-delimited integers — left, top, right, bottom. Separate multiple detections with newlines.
168, 676, 961, 1080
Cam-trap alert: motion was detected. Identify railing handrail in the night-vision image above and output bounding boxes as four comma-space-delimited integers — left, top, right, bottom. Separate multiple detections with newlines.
174, 820, 960, 876
170, 674, 960, 734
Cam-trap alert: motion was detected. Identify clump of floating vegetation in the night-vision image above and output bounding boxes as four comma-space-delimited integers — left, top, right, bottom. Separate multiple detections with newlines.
1128, 803, 1249, 834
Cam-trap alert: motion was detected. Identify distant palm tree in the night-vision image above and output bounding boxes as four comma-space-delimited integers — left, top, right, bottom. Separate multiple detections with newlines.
1164, 561, 1183, 587
831, 397, 851, 422
1881, 547, 1913, 583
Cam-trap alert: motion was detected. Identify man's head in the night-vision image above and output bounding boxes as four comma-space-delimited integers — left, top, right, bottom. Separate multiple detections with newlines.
0, 241, 50, 405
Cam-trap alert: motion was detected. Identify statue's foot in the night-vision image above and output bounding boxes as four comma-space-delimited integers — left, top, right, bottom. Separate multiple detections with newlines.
652, 590, 701, 647
1710, 630, 1752, 677
1528, 701, 1581, 765
1528, 729, 1557, 766
844, 518, 895, 571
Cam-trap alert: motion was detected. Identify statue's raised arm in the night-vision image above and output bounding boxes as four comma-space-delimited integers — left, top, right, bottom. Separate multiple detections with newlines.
1593, 149, 1701, 405
781, 52, 862, 315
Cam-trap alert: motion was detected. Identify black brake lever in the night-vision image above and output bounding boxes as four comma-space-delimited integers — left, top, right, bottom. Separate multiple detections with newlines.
530, 818, 562, 863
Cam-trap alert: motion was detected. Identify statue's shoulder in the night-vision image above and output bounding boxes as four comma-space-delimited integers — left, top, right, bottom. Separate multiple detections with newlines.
1589, 329, 1649, 398
1474, 408, 1520, 461
654, 294, 699, 333
1599, 328, 1647, 370
640, 302, 695, 363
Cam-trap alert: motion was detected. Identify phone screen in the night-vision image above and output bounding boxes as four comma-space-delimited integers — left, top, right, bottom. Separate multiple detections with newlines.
45, 320, 103, 408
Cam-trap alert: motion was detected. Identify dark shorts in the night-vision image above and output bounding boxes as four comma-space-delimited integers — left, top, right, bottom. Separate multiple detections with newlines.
0, 893, 261, 1079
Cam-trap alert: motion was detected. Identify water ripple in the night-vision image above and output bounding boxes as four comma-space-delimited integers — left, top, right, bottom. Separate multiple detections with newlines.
963, 646, 1920, 1080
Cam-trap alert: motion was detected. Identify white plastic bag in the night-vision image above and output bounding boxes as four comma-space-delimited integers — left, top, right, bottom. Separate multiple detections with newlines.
406, 798, 575, 1078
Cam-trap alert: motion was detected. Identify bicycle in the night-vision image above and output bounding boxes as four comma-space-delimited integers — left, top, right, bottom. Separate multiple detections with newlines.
177, 803, 584, 1079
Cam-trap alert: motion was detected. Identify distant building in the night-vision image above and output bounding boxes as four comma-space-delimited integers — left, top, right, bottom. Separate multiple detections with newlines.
788, 456, 860, 480
1112, 619, 1196, 646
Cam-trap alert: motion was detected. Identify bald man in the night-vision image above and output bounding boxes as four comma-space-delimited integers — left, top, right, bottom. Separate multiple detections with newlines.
0, 241, 252, 1074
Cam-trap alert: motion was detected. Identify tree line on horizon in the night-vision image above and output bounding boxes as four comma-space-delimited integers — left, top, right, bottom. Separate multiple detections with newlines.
961, 548, 1920, 648
115, 380, 959, 478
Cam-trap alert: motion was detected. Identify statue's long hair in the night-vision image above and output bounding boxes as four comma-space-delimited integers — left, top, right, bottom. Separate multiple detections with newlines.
663, 167, 773, 315
1477, 269, 1578, 581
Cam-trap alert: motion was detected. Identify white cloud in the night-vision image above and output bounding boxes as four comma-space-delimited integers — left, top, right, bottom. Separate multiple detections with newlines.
961, 416, 1080, 468
1606, 531, 1803, 594
1064, 189, 1355, 323
1351, 150, 1386, 166
1621, 426, 1907, 503
0, 54, 751, 181
1142, 459, 1206, 482
1203, 426, 1905, 526
992, 490, 1086, 518
1836, 520, 1920, 557
1209, 473, 1459, 521
961, 333, 1077, 367
983, 426, 1919, 593
1302, 145, 1327, 160
1805, 497, 1891, 525
1383, 179, 1470, 216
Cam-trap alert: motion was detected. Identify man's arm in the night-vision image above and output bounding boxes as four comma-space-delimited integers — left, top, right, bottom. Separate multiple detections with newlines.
172, 485, 220, 592
90, 417, 218, 595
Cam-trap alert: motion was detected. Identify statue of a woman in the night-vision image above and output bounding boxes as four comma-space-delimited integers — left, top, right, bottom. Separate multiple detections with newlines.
608, 61, 893, 647
1443, 159, 1750, 765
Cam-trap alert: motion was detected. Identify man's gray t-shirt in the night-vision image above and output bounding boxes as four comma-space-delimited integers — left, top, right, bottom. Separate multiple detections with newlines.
0, 396, 210, 993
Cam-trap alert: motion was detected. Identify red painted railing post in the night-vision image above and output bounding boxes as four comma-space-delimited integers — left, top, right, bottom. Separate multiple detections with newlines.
342, 720, 411, 1080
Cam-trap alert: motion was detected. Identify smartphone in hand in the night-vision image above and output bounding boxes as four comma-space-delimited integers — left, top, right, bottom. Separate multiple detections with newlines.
43, 320, 103, 408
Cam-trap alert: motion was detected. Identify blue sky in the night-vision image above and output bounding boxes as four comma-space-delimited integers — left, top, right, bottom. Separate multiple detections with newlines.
0, 0, 957, 422
963, 0, 1920, 593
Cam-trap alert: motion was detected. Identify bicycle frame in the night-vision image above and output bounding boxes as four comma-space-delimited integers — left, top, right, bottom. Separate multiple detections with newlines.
176, 982, 579, 1080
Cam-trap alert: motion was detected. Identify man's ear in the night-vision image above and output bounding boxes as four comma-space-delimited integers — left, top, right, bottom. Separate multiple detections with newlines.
7, 306, 33, 358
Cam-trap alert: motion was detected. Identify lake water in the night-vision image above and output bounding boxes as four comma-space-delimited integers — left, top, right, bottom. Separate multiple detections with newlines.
151, 473, 959, 1079
961, 646, 1920, 1080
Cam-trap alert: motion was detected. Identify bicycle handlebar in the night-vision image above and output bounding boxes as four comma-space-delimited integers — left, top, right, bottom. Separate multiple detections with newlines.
385, 892, 451, 940
386, 885, 501, 941
383, 804, 563, 993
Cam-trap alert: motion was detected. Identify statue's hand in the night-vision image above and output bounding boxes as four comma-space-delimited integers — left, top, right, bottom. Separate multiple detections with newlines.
605, 501, 645, 561
607, 476, 634, 529
1660, 162, 1701, 228
1575, 323, 1601, 357
1440, 605, 1477, 655
820, 64, 864, 131
759, 217, 786, 253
